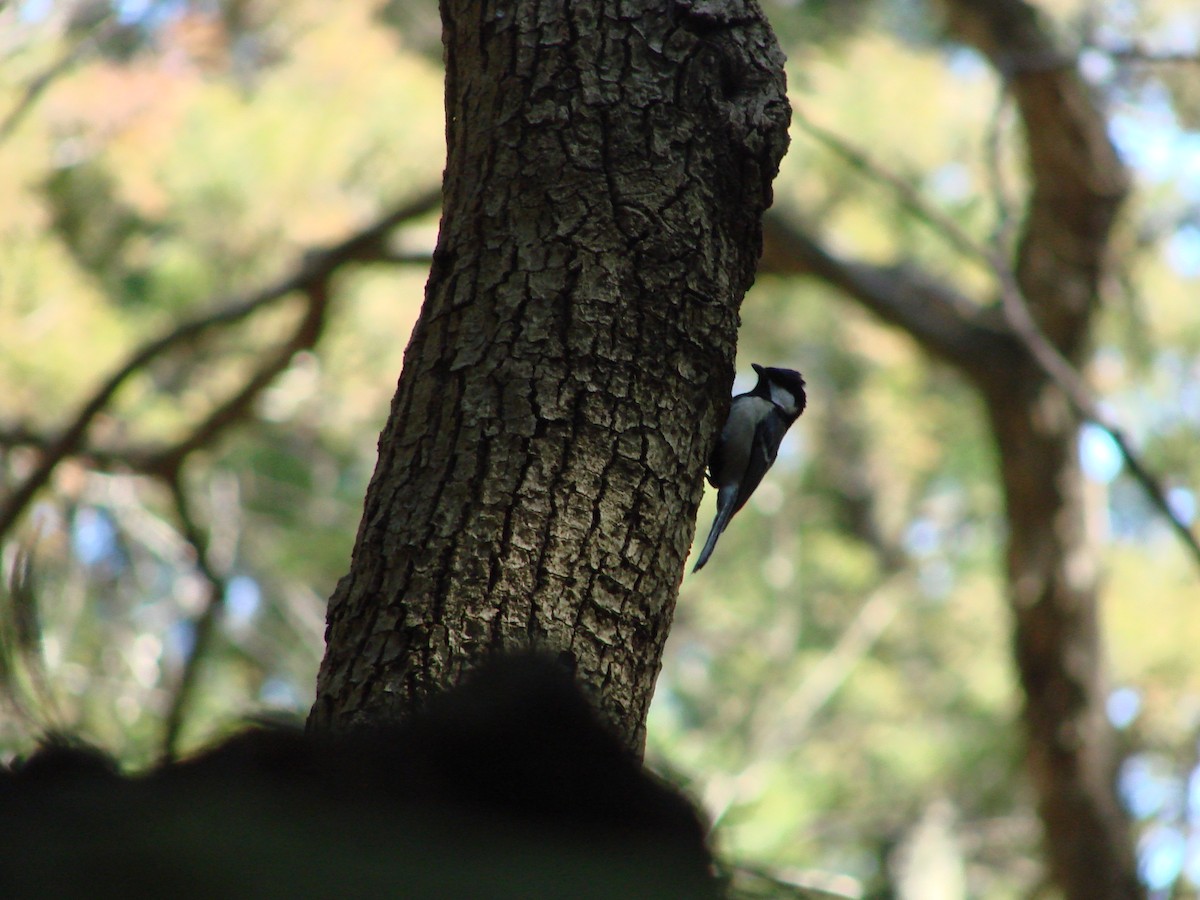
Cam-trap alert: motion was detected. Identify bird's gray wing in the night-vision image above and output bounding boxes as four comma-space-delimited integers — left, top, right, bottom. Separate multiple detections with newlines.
731, 411, 787, 514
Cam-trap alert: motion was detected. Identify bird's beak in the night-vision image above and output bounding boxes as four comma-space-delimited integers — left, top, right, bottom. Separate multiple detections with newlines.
751, 363, 764, 376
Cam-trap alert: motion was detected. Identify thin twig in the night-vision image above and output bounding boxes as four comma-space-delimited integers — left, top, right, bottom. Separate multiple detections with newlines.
705, 571, 913, 830
152, 283, 330, 760
988, 263, 1200, 568
0, 17, 123, 143
1102, 44, 1200, 66
983, 86, 1017, 259
140, 280, 333, 478
157, 473, 228, 764
765, 571, 910, 755
795, 108, 985, 263
795, 110, 1200, 570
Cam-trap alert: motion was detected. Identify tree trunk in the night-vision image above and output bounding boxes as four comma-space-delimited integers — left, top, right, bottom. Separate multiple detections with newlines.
309, 0, 790, 752
985, 365, 1139, 900
944, 5, 1137, 896
762, 0, 1140, 893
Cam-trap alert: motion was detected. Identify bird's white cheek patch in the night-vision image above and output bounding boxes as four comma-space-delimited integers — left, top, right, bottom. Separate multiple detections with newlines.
768, 382, 797, 415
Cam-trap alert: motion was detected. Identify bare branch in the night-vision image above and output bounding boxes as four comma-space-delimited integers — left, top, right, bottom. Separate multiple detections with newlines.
375, 251, 436, 267
790, 112, 1200, 573
1, 185, 440, 752
0, 187, 441, 541
761, 210, 1011, 375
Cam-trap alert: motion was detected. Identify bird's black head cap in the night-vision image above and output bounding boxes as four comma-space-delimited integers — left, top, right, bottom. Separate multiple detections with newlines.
751, 364, 806, 417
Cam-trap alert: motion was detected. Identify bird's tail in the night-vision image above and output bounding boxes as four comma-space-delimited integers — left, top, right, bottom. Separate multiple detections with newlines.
692, 487, 737, 572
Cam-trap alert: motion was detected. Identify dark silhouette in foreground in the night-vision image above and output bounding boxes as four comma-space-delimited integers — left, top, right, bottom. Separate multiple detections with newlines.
1, 654, 717, 899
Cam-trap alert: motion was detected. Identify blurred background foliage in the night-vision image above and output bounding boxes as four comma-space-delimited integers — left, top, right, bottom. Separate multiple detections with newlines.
1, 0, 1198, 896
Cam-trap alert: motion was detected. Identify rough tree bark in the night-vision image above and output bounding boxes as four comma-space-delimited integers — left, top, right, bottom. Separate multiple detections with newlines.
309, 0, 790, 752
762, 0, 1139, 896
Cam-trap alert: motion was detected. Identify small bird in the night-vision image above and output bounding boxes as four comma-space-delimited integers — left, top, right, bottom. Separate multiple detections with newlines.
693, 364, 806, 572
